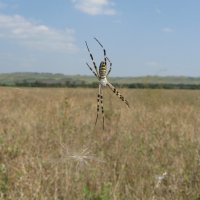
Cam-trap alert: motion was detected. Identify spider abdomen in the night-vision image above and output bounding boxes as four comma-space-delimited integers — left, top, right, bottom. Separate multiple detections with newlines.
99, 61, 107, 79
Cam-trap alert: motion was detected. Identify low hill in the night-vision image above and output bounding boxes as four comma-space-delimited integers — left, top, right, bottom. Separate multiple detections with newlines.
0, 72, 200, 89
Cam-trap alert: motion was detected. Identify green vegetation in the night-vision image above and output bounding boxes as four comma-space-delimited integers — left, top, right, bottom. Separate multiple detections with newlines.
0, 72, 200, 89
0, 87, 200, 199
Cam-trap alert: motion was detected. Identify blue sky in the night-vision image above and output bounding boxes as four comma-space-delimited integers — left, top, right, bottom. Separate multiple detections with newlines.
0, 0, 200, 77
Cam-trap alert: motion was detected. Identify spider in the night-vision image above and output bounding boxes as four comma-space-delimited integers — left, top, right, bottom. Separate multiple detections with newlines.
85, 38, 129, 129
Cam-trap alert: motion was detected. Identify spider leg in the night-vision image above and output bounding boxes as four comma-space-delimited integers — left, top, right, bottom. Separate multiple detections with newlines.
94, 37, 107, 65
106, 56, 112, 76
86, 62, 99, 79
107, 81, 130, 108
85, 41, 99, 76
95, 84, 101, 127
100, 86, 105, 130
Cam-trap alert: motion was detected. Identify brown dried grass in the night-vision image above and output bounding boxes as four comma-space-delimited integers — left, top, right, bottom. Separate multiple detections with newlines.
0, 87, 200, 199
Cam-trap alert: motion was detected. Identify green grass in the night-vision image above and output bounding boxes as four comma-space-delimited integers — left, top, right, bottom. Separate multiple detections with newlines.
0, 87, 200, 199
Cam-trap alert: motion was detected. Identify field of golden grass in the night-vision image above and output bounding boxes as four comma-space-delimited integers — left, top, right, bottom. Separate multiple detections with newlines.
0, 87, 200, 199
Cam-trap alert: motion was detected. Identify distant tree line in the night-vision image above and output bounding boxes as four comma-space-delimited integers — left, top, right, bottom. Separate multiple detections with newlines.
1, 79, 200, 89
14, 80, 88, 88
124, 83, 200, 89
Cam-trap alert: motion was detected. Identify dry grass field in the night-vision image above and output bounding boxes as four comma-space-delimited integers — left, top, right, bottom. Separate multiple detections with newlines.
0, 86, 200, 199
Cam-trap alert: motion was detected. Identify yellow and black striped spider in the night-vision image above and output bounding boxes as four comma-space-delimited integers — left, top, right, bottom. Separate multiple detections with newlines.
85, 38, 129, 130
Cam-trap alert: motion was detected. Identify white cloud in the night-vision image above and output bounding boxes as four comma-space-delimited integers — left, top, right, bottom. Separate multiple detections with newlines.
72, 0, 116, 15
0, 14, 78, 52
162, 27, 174, 33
